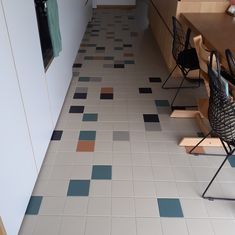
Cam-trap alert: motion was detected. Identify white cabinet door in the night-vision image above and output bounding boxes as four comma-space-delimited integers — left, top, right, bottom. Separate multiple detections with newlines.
1, 0, 54, 170
0, 1, 38, 235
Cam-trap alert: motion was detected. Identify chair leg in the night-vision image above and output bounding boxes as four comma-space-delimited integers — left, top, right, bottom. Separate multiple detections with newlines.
189, 131, 213, 154
162, 64, 177, 89
202, 143, 235, 201
170, 75, 198, 109
162, 65, 200, 90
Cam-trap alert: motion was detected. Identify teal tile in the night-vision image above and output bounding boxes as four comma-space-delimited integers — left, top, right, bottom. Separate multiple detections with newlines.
25, 196, 43, 215
155, 100, 170, 107
157, 198, 184, 217
91, 165, 112, 180
67, 180, 90, 196
79, 131, 96, 140
83, 113, 98, 122
79, 77, 90, 82
228, 156, 235, 167
124, 60, 135, 64
84, 56, 94, 60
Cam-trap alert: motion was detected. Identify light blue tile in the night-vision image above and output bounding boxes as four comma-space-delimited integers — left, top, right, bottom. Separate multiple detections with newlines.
92, 165, 112, 180
25, 196, 43, 215
157, 198, 184, 217
67, 180, 90, 196
83, 113, 98, 122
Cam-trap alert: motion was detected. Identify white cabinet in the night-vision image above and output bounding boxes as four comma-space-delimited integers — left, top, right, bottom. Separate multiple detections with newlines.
1, 0, 54, 170
0, 2, 38, 234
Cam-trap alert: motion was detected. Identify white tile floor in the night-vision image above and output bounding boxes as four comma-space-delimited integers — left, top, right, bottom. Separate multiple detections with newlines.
19, 1, 235, 234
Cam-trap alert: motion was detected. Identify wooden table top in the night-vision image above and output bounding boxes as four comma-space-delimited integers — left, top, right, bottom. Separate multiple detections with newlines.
181, 13, 235, 60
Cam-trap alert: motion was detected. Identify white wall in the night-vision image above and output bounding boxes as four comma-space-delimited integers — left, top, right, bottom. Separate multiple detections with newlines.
0, 0, 92, 234
46, 0, 92, 125
95, 0, 136, 5
0, 1, 38, 234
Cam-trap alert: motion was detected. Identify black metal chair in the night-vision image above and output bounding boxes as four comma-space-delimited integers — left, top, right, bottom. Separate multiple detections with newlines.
162, 16, 200, 109
190, 51, 235, 201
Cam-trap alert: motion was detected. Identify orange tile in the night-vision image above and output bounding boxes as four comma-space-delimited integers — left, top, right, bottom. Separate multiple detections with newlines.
185, 146, 205, 154
76, 141, 95, 152
123, 53, 134, 57
101, 87, 113, 94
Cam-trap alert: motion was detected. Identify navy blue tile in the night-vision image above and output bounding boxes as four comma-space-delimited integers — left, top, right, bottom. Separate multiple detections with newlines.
96, 47, 105, 50
139, 88, 152, 94
114, 64, 125, 68
92, 165, 112, 180
67, 180, 90, 196
25, 196, 43, 215
157, 198, 184, 217
69, 106, 84, 113
73, 93, 87, 99
104, 56, 114, 60
143, 114, 160, 123
100, 94, 113, 99
149, 77, 162, 83
228, 156, 235, 167
51, 130, 63, 140
123, 44, 132, 47
73, 63, 82, 68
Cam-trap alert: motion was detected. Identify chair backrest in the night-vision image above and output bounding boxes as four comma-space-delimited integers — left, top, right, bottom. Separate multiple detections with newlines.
208, 51, 235, 144
225, 49, 235, 78
193, 35, 210, 75
172, 16, 191, 61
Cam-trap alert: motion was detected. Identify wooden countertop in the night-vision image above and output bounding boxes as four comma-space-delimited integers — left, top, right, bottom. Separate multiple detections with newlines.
181, 13, 235, 59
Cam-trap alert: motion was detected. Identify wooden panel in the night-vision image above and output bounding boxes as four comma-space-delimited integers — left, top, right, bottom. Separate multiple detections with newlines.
181, 13, 235, 61
179, 137, 222, 146
0, 217, 6, 235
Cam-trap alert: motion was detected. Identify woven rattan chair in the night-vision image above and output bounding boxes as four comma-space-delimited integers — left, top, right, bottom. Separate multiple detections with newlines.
191, 51, 235, 201
162, 16, 200, 109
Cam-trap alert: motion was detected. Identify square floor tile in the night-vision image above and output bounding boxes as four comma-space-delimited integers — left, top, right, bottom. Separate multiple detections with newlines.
161, 218, 188, 235
155, 100, 170, 107
83, 113, 98, 122
157, 198, 184, 217
75, 87, 88, 93
112, 217, 136, 235
145, 123, 162, 131
101, 87, 113, 93
136, 218, 162, 235
228, 156, 235, 167
114, 64, 125, 68
143, 114, 159, 122
76, 141, 95, 152
60, 216, 85, 235
79, 131, 96, 140
90, 77, 102, 82
67, 180, 90, 196
100, 93, 113, 99
73, 93, 87, 99
64, 197, 88, 215
92, 165, 112, 180
69, 106, 84, 113
25, 196, 43, 215
51, 130, 63, 141
112, 197, 135, 216
87, 197, 111, 215
85, 217, 111, 235
79, 77, 89, 82
149, 77, 162, 83
139, 88, 152, 94
113, 131, 130, 141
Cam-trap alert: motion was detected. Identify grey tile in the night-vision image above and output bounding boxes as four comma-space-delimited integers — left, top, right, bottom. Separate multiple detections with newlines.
113, 131, 130, 141
145, 123, 162, 131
